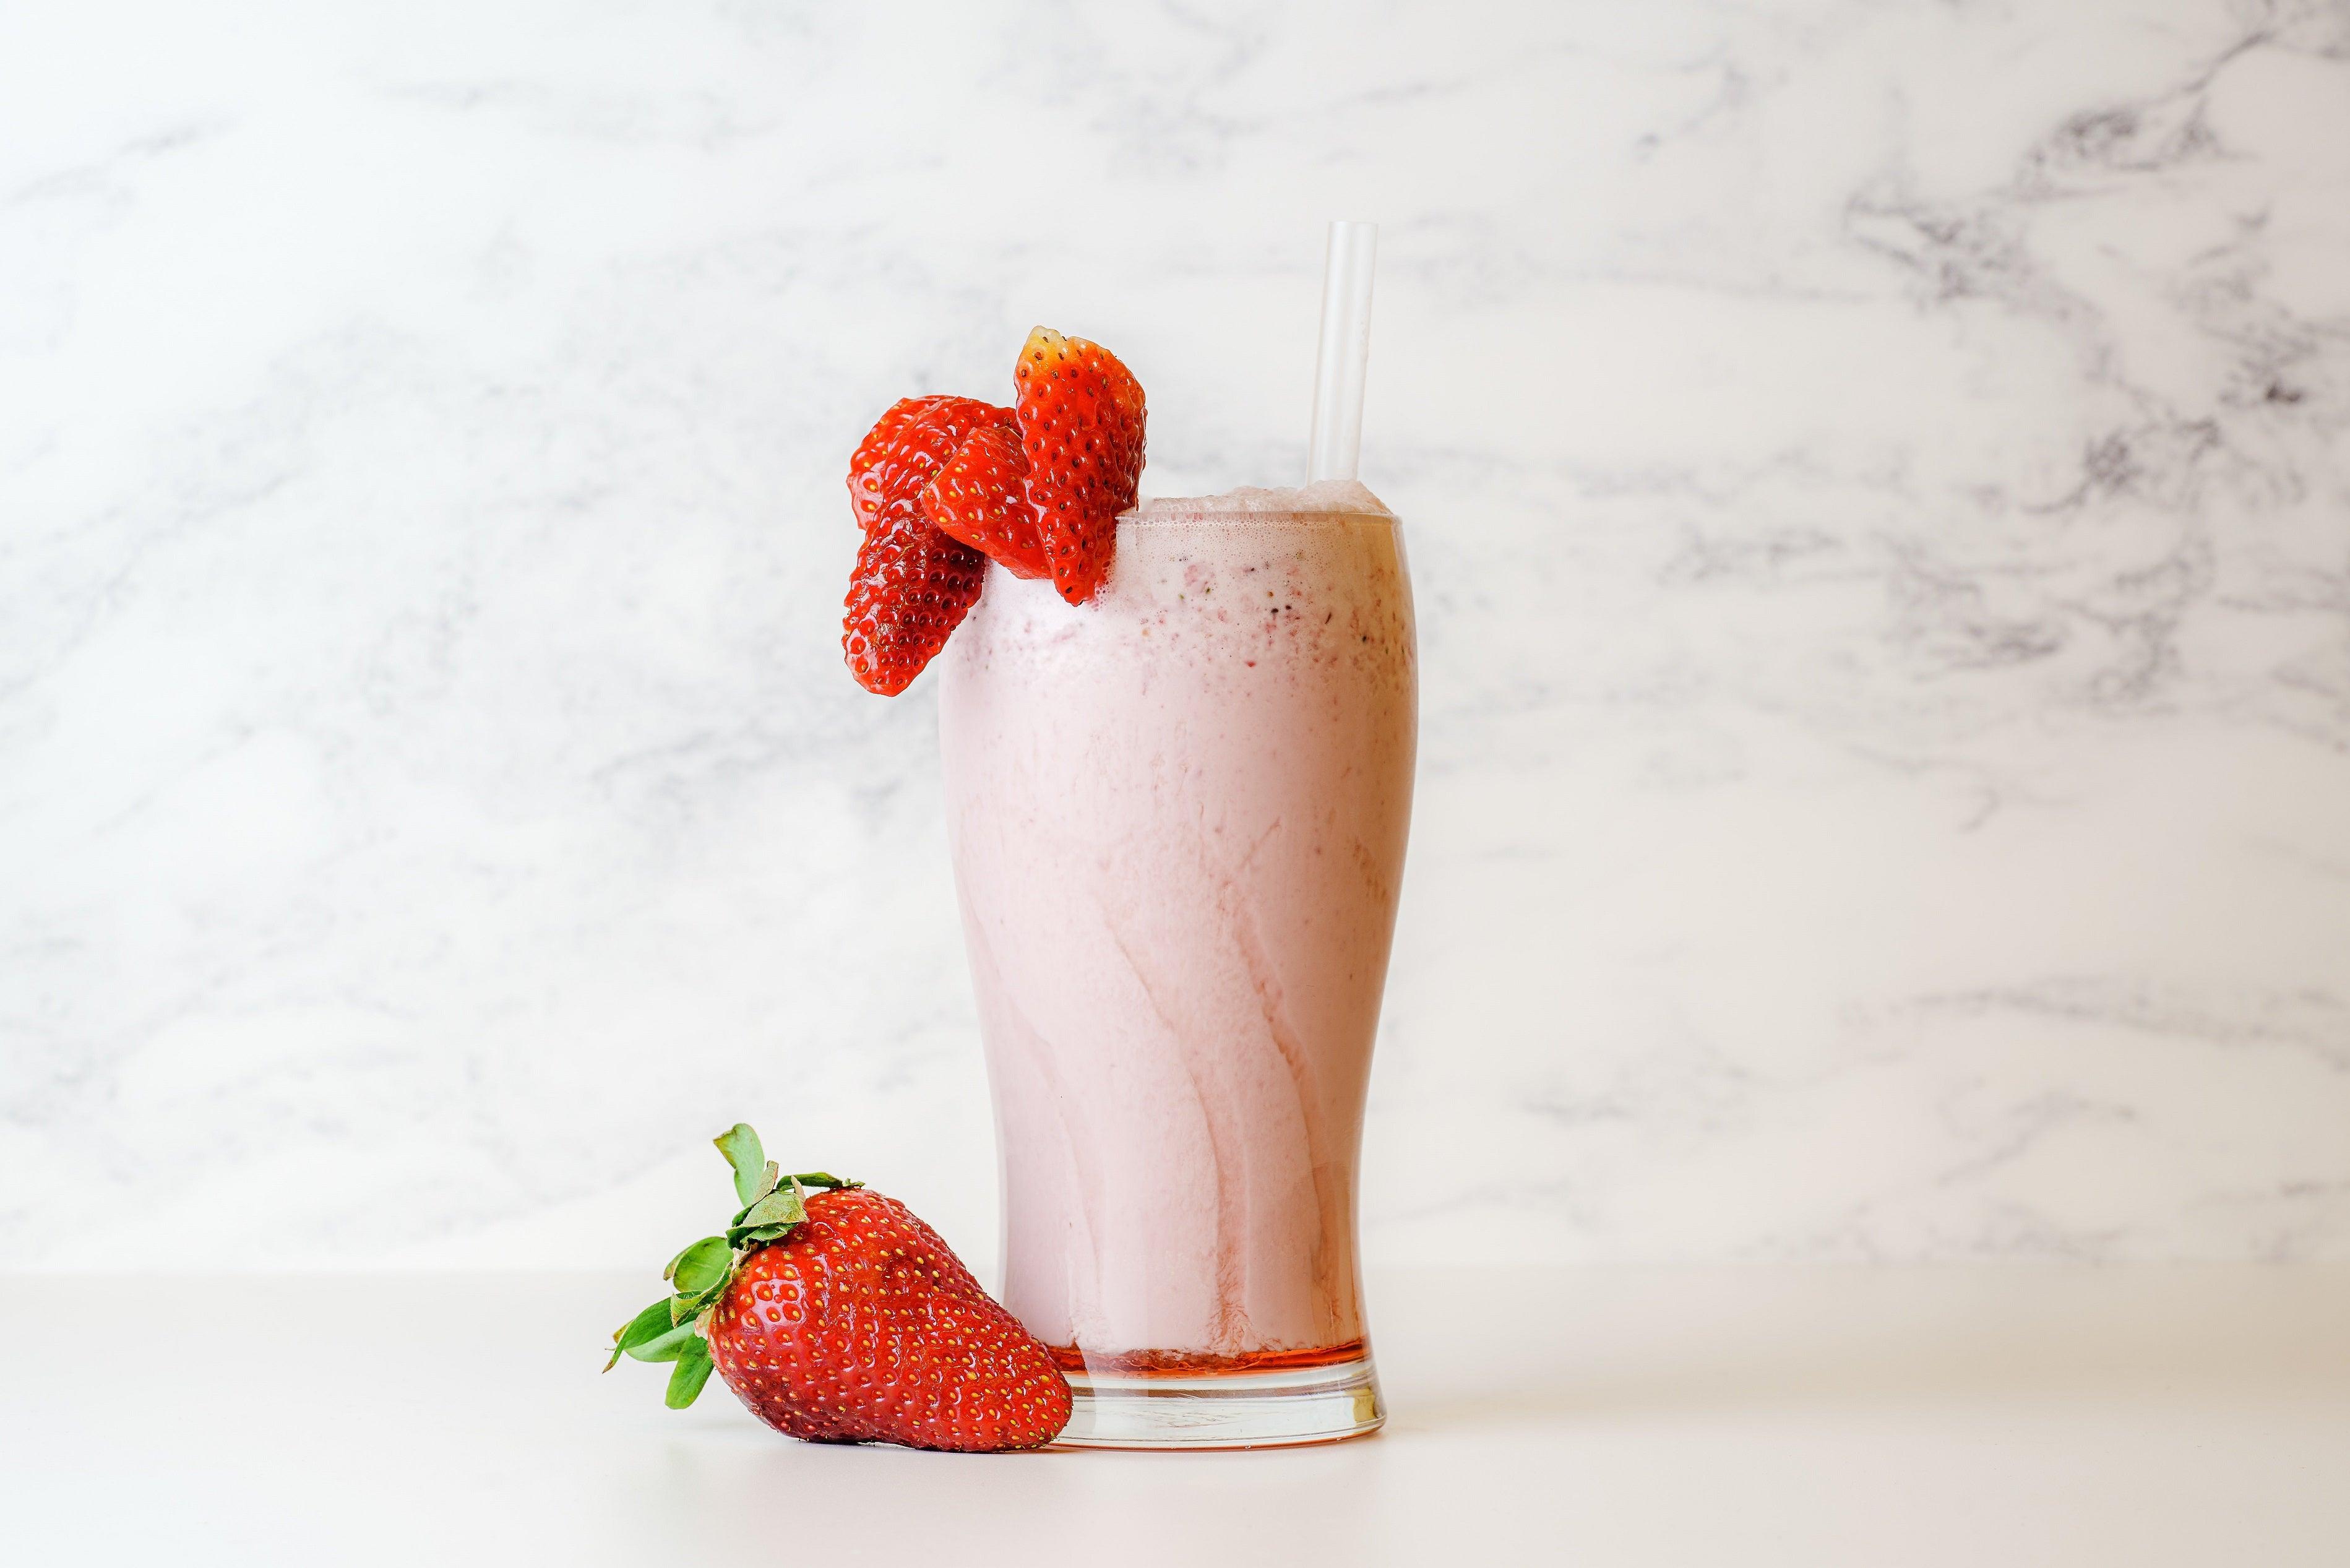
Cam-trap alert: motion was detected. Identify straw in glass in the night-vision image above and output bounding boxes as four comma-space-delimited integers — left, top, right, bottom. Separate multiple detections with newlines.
1307, 220, 1379, 484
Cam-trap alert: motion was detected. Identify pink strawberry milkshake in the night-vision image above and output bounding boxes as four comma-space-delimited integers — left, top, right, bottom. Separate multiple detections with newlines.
937, 481, 1416, 1402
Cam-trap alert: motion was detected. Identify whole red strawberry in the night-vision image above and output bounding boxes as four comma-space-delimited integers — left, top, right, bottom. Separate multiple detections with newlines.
607, 1124, 1070, 1453
1014, 327, 1147, 605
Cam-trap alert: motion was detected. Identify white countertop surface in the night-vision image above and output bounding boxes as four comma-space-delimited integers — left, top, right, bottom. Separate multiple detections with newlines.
9, 1264, 2347, 1566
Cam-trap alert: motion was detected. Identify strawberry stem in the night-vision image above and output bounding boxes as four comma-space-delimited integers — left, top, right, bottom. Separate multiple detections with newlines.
605, 1124, 863, 1407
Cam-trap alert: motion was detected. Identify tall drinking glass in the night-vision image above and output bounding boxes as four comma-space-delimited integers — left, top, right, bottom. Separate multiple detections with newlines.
937, 482, 1416, 1448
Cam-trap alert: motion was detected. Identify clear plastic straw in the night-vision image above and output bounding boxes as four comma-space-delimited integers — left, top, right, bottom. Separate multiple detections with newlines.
1307, 220, 1379, 484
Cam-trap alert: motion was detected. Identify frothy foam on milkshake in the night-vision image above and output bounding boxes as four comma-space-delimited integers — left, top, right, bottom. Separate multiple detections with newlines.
1128, 478, 1392, 520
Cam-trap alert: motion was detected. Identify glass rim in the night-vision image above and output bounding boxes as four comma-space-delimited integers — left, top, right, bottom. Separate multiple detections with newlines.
1115, 504, 1398, 528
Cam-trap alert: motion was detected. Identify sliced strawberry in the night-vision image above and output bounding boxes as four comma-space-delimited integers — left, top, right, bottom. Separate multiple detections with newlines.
841, 398, 997, 695
843, 505, 986, 696
847, 395, 1002, 535
1013, 327, 1147, 605
923, 418, 1049, 580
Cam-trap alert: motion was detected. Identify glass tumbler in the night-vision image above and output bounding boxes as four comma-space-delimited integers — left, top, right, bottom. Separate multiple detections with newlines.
937, 494, 1415, 1449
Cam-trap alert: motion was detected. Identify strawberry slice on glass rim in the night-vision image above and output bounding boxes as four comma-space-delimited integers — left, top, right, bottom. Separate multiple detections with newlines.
1012, 327, 1147, 606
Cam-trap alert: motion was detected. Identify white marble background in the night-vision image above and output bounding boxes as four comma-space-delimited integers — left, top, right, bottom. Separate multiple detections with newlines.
3, 0, 2346, 1272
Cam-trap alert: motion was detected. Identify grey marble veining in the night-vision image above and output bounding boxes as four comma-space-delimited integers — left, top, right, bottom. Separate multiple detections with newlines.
1, 1, 2345, 1269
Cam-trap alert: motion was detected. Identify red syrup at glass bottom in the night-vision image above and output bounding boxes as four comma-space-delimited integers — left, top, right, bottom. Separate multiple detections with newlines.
1048, 1338, 1369, 1379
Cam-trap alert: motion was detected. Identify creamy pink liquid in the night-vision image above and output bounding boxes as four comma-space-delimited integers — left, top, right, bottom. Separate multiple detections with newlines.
937, 481, 1416, 1367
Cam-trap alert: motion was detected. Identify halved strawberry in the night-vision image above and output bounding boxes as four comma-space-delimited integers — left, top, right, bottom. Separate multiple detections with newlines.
1013, 328, 1147, 605
847, 395, 1002, 535
923, 418, 1049, 580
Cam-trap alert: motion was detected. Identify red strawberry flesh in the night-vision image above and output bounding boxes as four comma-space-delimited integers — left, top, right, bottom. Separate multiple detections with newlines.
1014, 327, 1147, 605
841, 396, 1006, 695
846, 395, 1002, 536
843, 507, 986, 696
924, 418, 1050, 580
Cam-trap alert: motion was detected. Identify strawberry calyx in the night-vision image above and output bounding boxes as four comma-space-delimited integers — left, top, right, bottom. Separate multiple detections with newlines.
604, 1122, 861, 1408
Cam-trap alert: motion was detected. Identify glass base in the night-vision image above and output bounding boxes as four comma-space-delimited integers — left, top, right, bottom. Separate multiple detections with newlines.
1054, 1354, 1385, 1450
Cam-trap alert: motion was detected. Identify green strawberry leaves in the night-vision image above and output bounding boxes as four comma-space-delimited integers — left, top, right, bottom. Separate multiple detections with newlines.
606, 1299, 679, 1371
715, 1124, 769, 1207
631, 1320, 702, 1363
666, 1236, 732, 1297
665, 1339, 715, 1408
727, 1184, 804, 1249
605, 1123, 867, 1408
